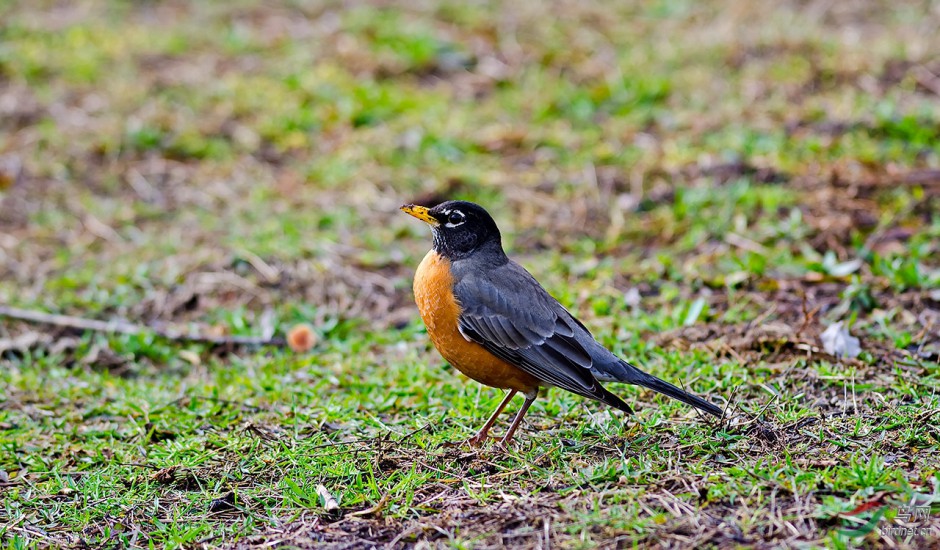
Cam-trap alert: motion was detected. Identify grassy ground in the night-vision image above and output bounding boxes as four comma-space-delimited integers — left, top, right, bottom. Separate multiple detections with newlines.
2, 0, 939, 548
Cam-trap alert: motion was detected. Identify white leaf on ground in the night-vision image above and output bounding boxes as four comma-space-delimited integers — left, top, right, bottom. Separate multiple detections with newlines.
820, 322, 861, 358
683, 298, 707, 326
623, 288, 642, 308
317, 484, 340, 512
827, 258, 863, 277
259, 307, 276, 340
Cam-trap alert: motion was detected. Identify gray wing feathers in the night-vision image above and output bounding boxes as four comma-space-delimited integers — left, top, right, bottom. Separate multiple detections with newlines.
452, 259, 719, 418
454, 261, 603, 397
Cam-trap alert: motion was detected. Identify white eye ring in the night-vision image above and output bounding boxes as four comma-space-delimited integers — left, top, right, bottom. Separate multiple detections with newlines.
445, 210, 465, 227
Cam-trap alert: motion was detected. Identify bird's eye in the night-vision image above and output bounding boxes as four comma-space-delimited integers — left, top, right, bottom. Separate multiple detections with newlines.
447, 211, 465, 225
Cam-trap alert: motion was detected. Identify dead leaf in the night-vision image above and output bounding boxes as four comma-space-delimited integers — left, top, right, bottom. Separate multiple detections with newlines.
820, 322, 861, 358
151, 466, 179, 484
349, 494, 390, 518
840, 491, 889, 516
623, 288, 641, 308
259, 308, 276, 340
316, 484, 340, 512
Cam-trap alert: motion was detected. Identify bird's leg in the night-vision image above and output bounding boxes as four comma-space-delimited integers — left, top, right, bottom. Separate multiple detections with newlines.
467, 390, 516, 447
499, 391, 537, 447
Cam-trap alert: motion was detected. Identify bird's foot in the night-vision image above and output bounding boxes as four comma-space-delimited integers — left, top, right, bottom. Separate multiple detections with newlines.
443, 434, 519, 452
464, 433, 489, 447
441, 434, 489, 448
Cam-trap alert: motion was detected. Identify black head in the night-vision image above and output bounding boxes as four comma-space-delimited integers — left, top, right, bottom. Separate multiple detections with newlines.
400, 200, 503, 260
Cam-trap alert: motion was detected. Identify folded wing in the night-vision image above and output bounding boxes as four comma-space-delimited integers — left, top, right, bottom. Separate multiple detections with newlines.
453, 261, 628, 410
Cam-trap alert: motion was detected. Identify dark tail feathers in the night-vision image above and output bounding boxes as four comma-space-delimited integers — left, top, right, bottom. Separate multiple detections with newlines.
617, 360, 723, 418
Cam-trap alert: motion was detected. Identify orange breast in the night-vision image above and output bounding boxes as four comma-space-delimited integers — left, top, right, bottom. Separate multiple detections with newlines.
413, 250, 540, 393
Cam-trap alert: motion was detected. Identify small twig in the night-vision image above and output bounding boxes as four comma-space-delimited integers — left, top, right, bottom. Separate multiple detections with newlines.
0, 305, 285, 347
748, 304, 778, 331
725, 232, 770, 255
734, 393, 780, 432
387, 525, 420, 548
398, 421, 433, 442
914, 408, 940, 423
722, 385, 741, 427
348, 493, 391, 517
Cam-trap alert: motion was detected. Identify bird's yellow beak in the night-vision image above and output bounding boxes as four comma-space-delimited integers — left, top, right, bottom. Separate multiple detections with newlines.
400, 204, 440, 227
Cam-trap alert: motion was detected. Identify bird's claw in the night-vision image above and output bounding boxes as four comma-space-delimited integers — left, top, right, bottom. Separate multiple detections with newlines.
464, 434, 488, 447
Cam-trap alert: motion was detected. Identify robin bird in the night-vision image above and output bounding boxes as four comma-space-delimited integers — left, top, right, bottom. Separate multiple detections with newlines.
401, 200, 722, 446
